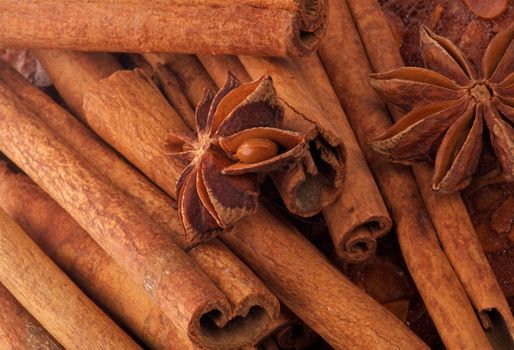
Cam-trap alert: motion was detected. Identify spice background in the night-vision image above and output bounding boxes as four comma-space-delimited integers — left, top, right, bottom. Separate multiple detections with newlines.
0, 0, 513, 349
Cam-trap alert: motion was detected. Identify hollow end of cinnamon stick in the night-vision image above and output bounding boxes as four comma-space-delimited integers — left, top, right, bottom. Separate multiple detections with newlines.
0, 62, 281, 350
482, 308, 514, 349
331, 216, 392, 264
336, 226, 378, 264
191, 303, 274, 349
291, 0, 329, 56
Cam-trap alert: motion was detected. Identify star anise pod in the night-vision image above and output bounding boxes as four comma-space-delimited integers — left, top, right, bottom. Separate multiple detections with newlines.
369, 25, 514, 193
168, 73, 307, 244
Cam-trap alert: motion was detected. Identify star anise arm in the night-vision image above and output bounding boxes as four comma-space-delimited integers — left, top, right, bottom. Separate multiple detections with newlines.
178, 168, 221, 245
433, 103, 483, 192
195, 88, 215, 135
167, 131, 197, 168
371, 98, 471, 163
219, 127, 306, 174
491, 72, 514, 101
369, 67, 466, 112
420, 26, 476, 85
483, 102, 514, 182
213, 75, 283, 137
493, 97, 514, 124
483, 24, 514, 82
199, 151, 260, 227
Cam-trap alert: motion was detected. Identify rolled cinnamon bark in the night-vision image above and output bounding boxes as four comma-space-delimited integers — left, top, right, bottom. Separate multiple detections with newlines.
32, 49, 120, 119
199, 53, 391, 262
255, 307, 318, 350
317, 0, 492, 349
0, 207, 141, 350
0, 62, 280, 349
150, 54, 218, 111
0, 162, 195, 350
294, 55, 392, 263
134, 54, 196, 130
0, 283, 63, 350
198, 55, 252, 88
0, 1, 327, 57
194, 54, 345, 217
37, 51, 427, 349
152, 53, 344, 217
238, 56, 345, 216
346, 0, 514, 341
0, 64, 249, 350
222, 208, 428, 349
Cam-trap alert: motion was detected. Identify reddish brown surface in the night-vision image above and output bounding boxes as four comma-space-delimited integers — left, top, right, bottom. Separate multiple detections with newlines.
380, 0, 514, 68
380, 0, 514, 335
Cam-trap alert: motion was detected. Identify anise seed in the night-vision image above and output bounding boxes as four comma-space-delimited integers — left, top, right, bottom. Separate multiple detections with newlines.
235, 138, 278, 163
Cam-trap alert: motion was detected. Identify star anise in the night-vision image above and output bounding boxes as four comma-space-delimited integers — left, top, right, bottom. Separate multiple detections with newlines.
369, 25, 514, 193
168, 73, 307, 244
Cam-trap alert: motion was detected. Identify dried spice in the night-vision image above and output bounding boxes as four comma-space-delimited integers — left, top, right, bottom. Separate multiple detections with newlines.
461, 0, 508, 19
370, 25, 514, 193
168, 74, 306, 240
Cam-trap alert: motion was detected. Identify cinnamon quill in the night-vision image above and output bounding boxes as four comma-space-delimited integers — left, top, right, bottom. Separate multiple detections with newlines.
0, 61, 280, 349
151, 53, 344, 218
0, 283, 63, 350
0, 62, 256, 350
346, 0, 514, 342
318, 0, 492, 348
198, 53, 391, 262
0, 207, 141, 350
0, 1, 327, 57
37, 50, 427, 349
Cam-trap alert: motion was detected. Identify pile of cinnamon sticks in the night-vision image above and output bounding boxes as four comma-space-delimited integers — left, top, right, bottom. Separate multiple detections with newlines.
0, 1, 512, 349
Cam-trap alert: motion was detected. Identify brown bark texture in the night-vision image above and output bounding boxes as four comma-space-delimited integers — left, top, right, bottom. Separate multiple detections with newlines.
0, 0, 327, 57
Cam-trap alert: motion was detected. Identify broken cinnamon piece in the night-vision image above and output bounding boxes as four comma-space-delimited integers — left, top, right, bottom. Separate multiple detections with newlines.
262, 308, 318, 350
0, 1, 328, 57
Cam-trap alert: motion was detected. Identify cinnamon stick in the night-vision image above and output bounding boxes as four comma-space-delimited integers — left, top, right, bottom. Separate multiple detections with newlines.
0, 61, 280, 349
133, 54, 196, 130
222, 208, 428, 349
0, 283, 63, 350
293, 55, 392, 263
256, 307, 318, 350
346, 0, 514, 341
199, 53, 391, 262
317, 0, 492, 348
0, 162, 197, 350
238, 55, 345, 216
37, 51, 427, 349
0, 0, 327, 57
149, 54, 218, 111
0, 62, 246, 350
0, 207, 141, 350
151, 53, 344, 218
32, 49, 120, 119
